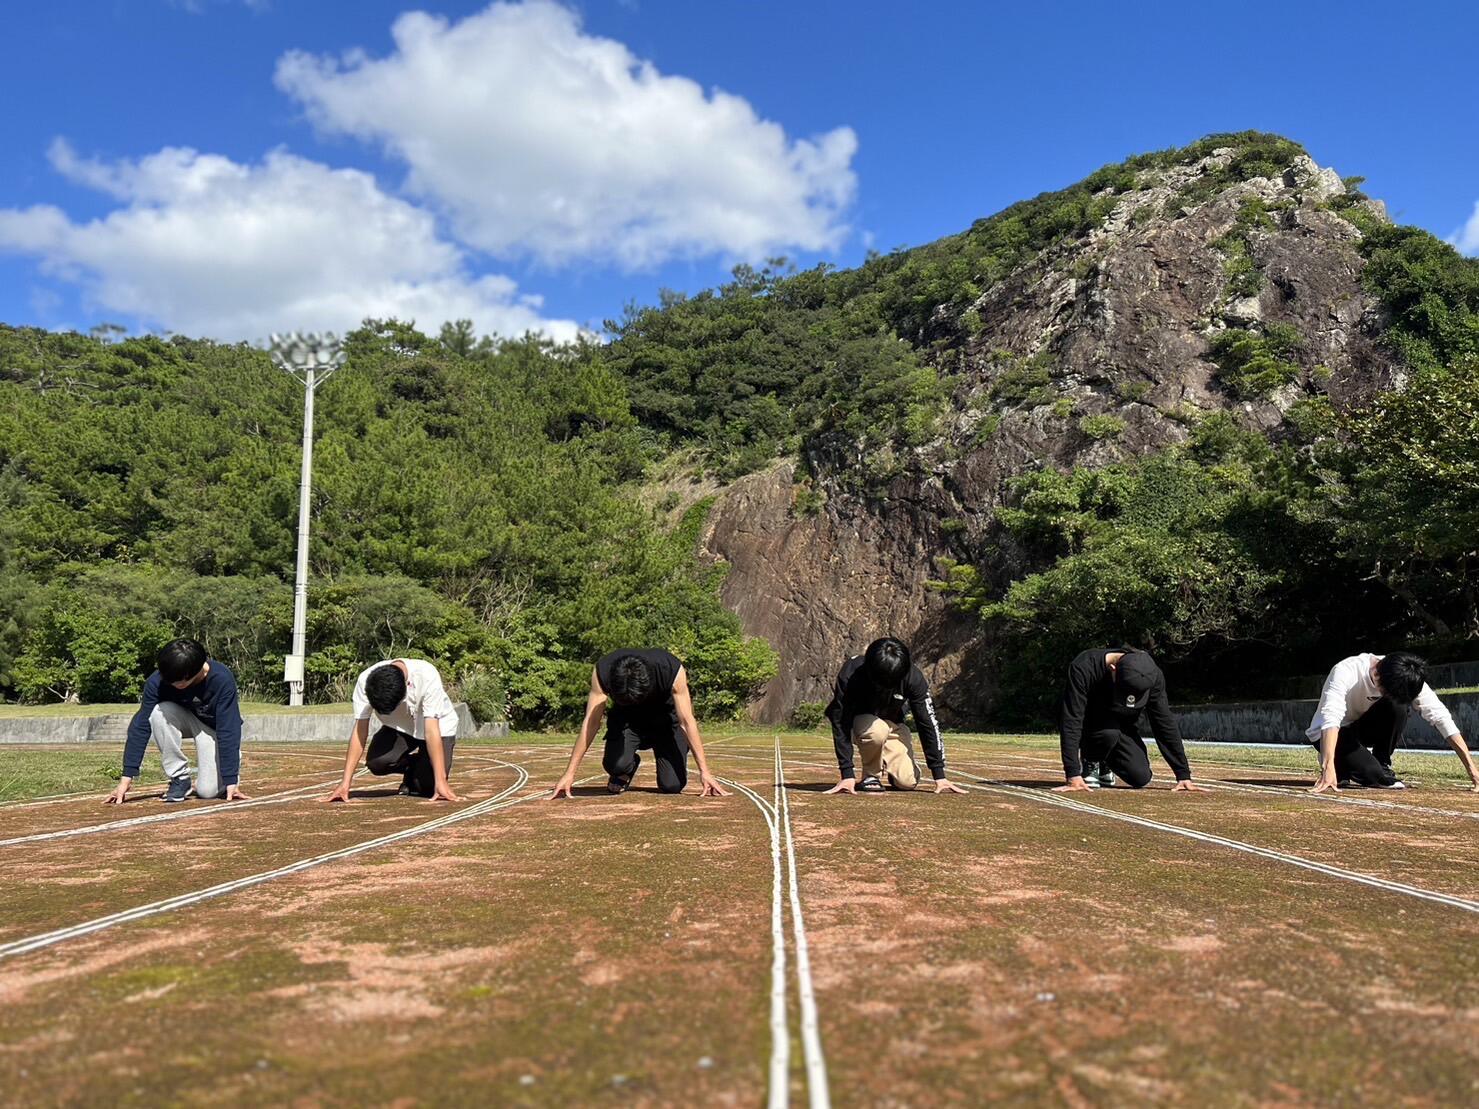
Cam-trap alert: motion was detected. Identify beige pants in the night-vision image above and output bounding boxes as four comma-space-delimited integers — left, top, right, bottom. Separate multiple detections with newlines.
852, 716, 920, 790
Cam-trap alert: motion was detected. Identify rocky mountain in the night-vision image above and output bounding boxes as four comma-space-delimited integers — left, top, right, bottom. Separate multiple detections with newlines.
693, 138, 1403, 722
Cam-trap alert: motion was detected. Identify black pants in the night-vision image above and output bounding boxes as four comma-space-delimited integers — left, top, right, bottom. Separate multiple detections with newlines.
366, 726, 456, 796
1082, 727, 1154, 789
602, 722, 690, 794
1325, 699, 1406, 786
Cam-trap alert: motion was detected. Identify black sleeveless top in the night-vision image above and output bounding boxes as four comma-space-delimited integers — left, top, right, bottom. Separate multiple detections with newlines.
596, 648, 682, 729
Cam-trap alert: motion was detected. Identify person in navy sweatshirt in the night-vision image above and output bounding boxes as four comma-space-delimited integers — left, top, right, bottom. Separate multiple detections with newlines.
104, 638, 246, 804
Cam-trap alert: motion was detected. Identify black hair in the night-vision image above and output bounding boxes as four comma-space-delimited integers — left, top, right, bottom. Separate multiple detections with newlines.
1376, 652, 1427, 706
608, 654, 656, 706
157, 638, 207, 684
863, 637, 911, 688
366, 664, 408, 714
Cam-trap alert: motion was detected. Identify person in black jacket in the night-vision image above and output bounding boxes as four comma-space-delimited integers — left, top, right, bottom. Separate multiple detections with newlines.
548, 648, 729, 799
1056, 647, 1205, 792
823, 637, 966, 795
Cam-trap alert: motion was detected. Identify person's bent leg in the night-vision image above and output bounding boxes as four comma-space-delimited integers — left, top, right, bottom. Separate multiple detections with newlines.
1349, 698, 1407, 775
405, 735, 455, 797
193, 726, 222, 799
1100, 730, 1152, 789
366, 726, 414, 777
1333, 727, 1397, 786
150, 702, 201, 782
852, 716, 889, 781
602, 726, 641, 784
653, 727, 691, 794
881, 722, 920, 790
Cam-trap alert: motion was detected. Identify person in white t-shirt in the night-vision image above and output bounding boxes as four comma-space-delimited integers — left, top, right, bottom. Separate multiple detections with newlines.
1308, 652, 1479, 793
322, 659, 461, 803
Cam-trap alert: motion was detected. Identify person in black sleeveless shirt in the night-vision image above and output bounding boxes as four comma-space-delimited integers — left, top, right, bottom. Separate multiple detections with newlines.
549, 648, 730, 798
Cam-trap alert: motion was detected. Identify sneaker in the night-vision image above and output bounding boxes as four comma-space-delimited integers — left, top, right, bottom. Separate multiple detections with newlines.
607, 754, 640, 794
1375, 779, 1407, 790
1080, 762, 1101, 789
858, 775, 886, 793
163, 775, 192, 803
1097, 767, 1116, 789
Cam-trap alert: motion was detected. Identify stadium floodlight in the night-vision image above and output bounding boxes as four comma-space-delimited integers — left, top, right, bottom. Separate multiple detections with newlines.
267, 331, 349, 707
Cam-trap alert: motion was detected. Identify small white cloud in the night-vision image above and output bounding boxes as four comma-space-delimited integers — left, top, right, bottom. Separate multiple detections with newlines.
274, 0, 857, 269
1449, 200, 1479, 256
0, 142, 579, 342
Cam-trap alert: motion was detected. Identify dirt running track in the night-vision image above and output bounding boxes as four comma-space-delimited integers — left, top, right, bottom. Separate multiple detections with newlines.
1, 735, 1477, 1106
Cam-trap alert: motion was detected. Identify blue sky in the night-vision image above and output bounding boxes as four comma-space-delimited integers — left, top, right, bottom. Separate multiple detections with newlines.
2, 0, 1475, 341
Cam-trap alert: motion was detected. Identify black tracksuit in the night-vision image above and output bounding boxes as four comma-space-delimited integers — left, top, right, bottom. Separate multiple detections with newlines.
596, 648, 689, 793
1059, 648, 1191, 786
825, 657, 947, 780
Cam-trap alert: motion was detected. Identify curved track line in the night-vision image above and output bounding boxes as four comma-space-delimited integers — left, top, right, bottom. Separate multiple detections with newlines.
985, 750, 1479, 821
0, 771, 372, 848
950, 770, 1479, 914
0, 761, 537, 962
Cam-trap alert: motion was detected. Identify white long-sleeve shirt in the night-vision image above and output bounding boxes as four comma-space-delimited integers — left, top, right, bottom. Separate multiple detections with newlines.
1305, 653, 1458, 742
352, 659, 459, 740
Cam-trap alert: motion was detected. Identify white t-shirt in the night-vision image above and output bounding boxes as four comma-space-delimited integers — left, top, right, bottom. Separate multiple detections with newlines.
352, 659, 458, 740
1306, 653, 1457, 742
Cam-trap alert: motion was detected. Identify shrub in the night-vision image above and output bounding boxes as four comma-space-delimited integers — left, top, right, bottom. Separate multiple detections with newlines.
1079, 414, 1127, 440
789, 701, 828, 730
1208, 325, 1302, 398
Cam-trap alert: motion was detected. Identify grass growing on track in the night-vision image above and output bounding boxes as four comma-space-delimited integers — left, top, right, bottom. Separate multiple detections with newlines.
0, 750, 166, 802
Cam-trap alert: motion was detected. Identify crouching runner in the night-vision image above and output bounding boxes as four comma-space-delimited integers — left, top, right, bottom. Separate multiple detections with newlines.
549, 649, 729, 798
324, 659, 460, 803
823, 637, 966, 795
105, 638, 246, 804
1056, 647, 1205, 793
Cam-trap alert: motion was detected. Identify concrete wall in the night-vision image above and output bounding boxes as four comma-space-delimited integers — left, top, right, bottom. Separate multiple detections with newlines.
0, 703, 508, 745
1173, 692, 1479, 750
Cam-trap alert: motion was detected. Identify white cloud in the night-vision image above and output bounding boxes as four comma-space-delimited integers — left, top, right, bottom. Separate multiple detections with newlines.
0, 140, 580, 342
1449, 200, 1479, 256
274, 0, 857, 268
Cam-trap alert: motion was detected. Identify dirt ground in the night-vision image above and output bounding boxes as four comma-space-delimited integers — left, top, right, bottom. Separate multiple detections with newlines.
1, 733, 1477, 1107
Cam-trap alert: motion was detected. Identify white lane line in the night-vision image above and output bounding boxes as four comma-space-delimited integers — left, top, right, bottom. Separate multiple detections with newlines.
720, 774, 790, 1109
0, 761, 537, 961
950, 770, 1479, 915
985, 751, 1479, 821
774, 735, 831, 1109
0, 773, 363, 848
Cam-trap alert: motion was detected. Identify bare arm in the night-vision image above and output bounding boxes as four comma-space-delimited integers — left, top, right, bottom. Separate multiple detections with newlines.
424, 716, 459, 802
673, 668, 730, 798
1444, 732, 1479, 790
1310, 727, 1340, 793
323, 718, 369, 802
550, 669, 607, 799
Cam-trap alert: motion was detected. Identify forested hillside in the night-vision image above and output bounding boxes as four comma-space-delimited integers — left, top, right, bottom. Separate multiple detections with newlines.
3, 131, 1477, 724
0, 323, 776, 720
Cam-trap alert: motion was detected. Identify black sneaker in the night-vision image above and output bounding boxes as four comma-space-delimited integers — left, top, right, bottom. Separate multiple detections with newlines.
1097, 766, 1116, 789
607, 754, 640, 794
1081, 762, 1102, 789
164, 775, 192, 803
858, 775, 886, 793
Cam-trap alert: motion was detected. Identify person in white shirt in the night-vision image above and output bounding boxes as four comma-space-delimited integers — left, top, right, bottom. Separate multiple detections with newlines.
1308, 652, 1479, 793
322, 659, 461, 803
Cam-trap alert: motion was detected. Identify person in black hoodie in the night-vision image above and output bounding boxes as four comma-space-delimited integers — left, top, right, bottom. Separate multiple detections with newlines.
1056, 647, 1205, 792
823, 637, 966, 795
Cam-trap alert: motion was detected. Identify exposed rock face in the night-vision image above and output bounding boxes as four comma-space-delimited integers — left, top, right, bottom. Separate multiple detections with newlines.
701, 150, 1398, 724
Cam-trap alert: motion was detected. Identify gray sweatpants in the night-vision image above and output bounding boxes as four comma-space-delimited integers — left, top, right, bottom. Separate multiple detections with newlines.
150, 702, 222, 799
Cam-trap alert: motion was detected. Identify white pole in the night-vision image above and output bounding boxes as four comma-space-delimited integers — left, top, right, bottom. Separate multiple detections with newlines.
288, 365, 316, 707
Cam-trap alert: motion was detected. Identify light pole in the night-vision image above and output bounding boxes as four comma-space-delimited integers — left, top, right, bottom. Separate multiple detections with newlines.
268, 332, 347, 706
